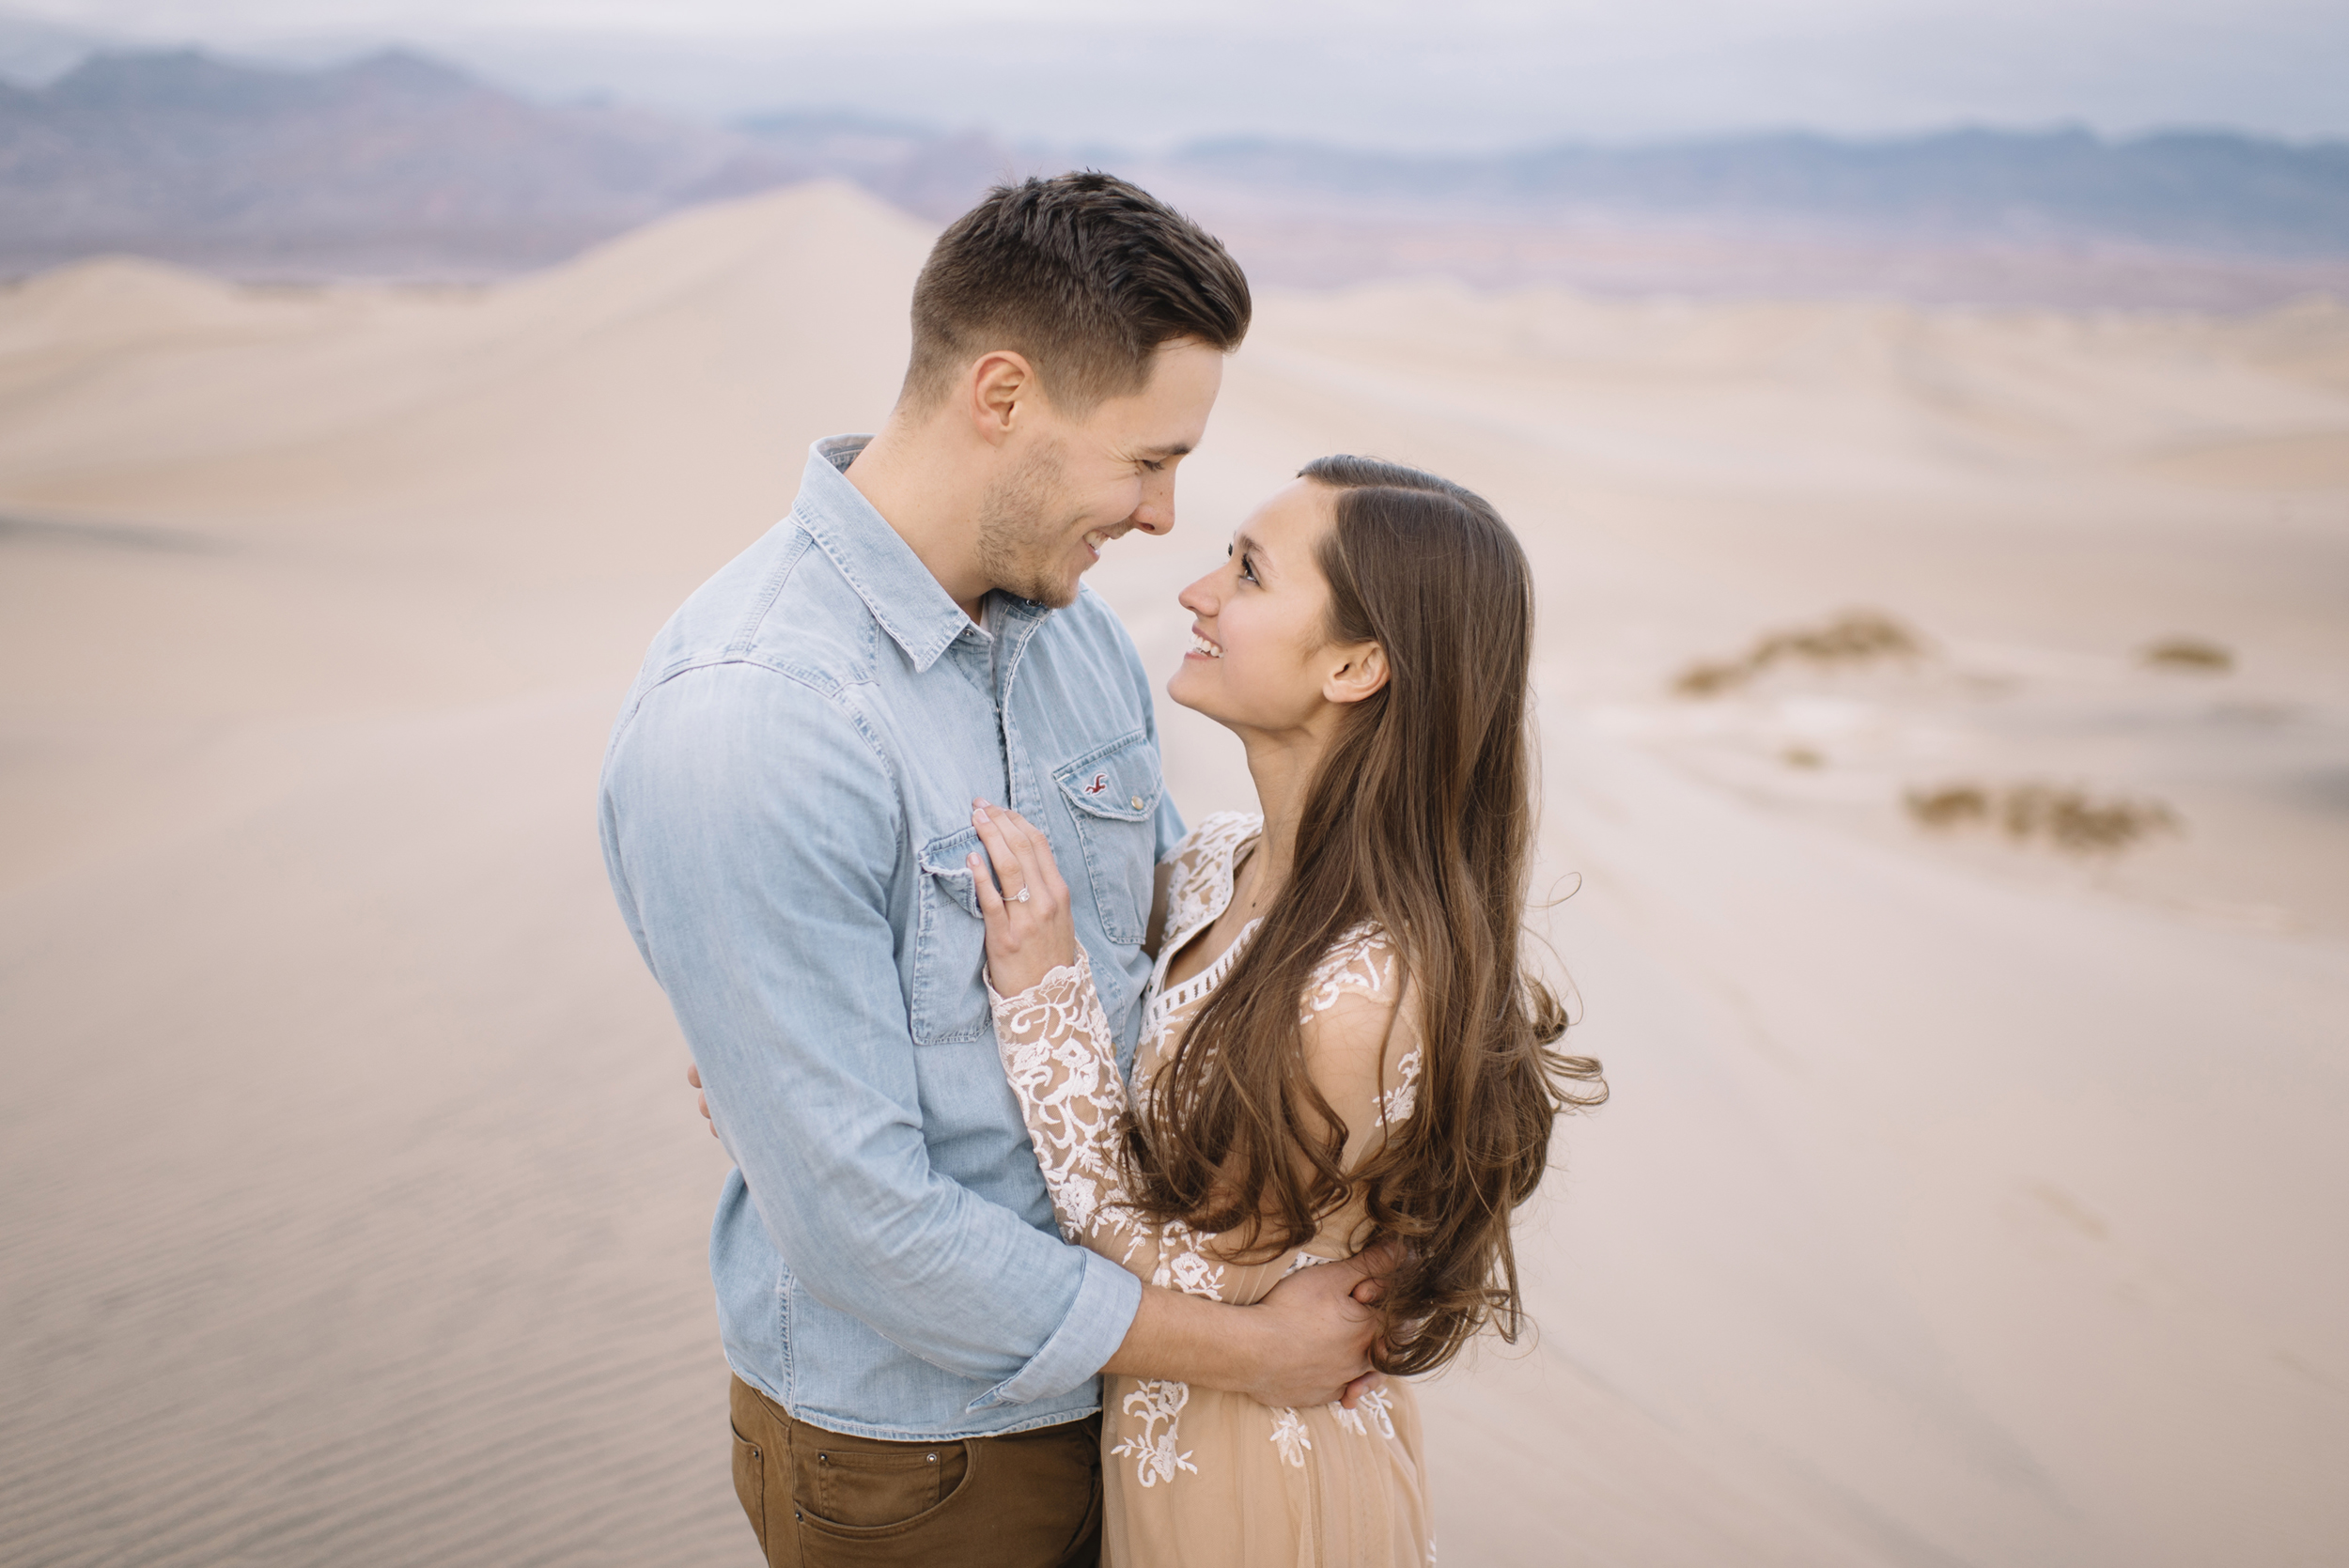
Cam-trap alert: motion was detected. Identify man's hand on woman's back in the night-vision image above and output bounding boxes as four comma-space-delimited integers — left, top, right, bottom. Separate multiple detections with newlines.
1102, 1239, 1396, 1411
1248, 1242, 1395, 1410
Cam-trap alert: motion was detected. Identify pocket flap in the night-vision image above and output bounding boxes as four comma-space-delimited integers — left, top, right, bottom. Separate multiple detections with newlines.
918, 826, 984, 919
1054, 732, 1162, 824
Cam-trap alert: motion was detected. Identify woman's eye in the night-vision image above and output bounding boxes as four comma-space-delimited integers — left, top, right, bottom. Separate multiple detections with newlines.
1238, 554, 1259, 583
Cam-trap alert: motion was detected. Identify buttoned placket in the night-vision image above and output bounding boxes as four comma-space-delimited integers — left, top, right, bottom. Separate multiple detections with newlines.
988, 599, 1049, 820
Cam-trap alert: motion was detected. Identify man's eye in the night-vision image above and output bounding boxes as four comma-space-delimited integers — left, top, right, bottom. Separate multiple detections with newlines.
1141, 458, 1166, 473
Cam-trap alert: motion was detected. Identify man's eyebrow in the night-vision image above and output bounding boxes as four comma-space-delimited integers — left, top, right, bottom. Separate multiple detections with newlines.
1136, 442, 1193, 459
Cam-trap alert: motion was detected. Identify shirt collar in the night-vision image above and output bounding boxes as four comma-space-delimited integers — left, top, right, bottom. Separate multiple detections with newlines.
793, 434, 998, 674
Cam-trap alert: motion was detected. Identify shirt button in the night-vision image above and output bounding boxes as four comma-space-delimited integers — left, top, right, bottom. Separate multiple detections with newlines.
1131, 795, 1144, 810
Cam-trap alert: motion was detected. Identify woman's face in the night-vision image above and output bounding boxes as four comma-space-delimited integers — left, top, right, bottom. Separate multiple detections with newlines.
1168, 478, 1358, 737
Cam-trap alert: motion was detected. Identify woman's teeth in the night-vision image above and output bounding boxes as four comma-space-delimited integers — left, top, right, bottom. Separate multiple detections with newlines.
1190, 631, 1223, 659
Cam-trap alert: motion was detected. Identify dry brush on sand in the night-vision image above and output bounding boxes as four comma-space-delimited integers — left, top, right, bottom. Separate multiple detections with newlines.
1671, 608, 1929, 697
1904, 782, 2182, 853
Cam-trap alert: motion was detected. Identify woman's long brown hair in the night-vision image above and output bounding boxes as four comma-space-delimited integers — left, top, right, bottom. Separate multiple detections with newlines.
1124, 455, 1606, 1376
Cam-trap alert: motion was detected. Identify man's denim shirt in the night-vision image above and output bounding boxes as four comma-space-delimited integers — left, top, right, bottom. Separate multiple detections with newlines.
600, 436, 1181, 1440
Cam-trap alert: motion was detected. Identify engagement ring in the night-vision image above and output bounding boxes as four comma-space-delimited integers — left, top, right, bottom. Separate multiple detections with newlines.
1013, 887, 1031, 903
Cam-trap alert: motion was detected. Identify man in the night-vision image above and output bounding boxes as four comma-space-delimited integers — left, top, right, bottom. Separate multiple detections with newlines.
599, 173, 1388, 1568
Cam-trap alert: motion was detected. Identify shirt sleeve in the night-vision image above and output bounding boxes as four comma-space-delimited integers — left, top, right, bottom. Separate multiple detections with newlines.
600, 660, 1140, 1407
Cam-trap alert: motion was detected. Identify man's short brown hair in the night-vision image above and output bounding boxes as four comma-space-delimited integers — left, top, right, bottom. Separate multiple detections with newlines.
905, 171, 1252, 412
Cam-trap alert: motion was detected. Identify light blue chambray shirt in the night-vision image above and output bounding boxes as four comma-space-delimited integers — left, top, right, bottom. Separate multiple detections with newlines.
599, 436, 1184, 1440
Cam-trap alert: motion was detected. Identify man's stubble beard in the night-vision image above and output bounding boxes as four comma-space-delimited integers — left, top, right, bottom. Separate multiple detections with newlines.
974, 435, 1085, 609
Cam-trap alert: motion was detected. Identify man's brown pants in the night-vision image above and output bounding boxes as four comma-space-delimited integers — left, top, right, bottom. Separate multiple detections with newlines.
729, 1376, 1103, 1567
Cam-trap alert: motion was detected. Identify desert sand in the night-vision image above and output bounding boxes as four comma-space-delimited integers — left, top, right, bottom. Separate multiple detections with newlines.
3, 182, 2345, 1567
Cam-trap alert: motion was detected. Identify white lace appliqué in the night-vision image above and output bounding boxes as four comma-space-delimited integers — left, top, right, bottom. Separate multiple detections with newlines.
1329, 1381, 1398, 1438
1113, 1378, 1199, 1485
1379, 1048, 1423, 1126
1154, 1219, 1227, 1298
1299, 923, 1394, 1019
1268, 1405, 1315, 1467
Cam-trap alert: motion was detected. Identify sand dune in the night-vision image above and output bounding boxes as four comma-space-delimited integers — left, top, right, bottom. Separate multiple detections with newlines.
4, 183, 2345, 1566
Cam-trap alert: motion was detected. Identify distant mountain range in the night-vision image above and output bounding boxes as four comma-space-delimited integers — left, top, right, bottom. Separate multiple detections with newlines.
1164, 132, 2349, 258
3, 47, 2345, 290
0, 49, 1008, 276
1, 49, 717, 273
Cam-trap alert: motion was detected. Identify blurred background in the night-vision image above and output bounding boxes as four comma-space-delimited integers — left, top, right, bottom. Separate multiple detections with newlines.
2, 3, 2344, 1565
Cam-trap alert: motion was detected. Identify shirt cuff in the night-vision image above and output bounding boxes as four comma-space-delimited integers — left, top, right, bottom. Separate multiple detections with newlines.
965, 1249, 1142, 1411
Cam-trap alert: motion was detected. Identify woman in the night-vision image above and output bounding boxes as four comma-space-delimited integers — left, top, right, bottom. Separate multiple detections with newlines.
965, 456, 1604, 1568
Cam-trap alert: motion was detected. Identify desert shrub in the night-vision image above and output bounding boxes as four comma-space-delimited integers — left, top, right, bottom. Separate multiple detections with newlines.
1673, 609, 1927, 697
2141, 636, 2232, 673
1905, 781, 2179, 854
1905, 784, 1990, 827
1674, 660, 1746, 697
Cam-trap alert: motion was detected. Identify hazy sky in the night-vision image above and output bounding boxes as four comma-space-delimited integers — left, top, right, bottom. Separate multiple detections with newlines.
7, 0, 2345, 145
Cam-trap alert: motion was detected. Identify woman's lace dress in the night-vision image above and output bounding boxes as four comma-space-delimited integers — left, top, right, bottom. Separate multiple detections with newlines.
987, 812, 1434, 1568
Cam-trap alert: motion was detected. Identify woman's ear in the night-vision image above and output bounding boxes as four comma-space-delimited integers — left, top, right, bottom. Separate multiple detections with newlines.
1324, 642, 1389, 706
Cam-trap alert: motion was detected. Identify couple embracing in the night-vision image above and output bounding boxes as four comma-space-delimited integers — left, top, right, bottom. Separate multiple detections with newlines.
599, 172, 1603, 1568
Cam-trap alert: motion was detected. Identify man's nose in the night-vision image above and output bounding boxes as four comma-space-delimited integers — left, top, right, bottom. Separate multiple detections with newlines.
1129, 472, 1175, 535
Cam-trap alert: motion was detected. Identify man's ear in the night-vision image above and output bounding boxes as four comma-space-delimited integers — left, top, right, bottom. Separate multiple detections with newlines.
1324, 642, 1389, 706
968, 350, 1036, 446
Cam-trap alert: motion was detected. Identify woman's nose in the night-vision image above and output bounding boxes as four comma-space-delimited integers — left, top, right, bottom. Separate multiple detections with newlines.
1177, 575, 1217, 614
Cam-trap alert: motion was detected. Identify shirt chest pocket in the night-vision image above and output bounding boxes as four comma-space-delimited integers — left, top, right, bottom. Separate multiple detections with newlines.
1054, 731, 1163, 947
910, 825, 988, 1046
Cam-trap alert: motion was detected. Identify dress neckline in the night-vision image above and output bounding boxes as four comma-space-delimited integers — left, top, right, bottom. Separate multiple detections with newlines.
1151, 915, 1263, 1025
1144, 815, 1265, 1032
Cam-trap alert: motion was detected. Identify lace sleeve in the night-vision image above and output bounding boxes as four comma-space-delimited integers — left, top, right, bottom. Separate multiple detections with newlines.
988, 955, 1259, 1301
988, 954, 1135, 1253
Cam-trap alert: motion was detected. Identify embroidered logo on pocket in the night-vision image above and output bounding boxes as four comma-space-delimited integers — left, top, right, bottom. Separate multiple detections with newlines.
1084, 772, 1110, 795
